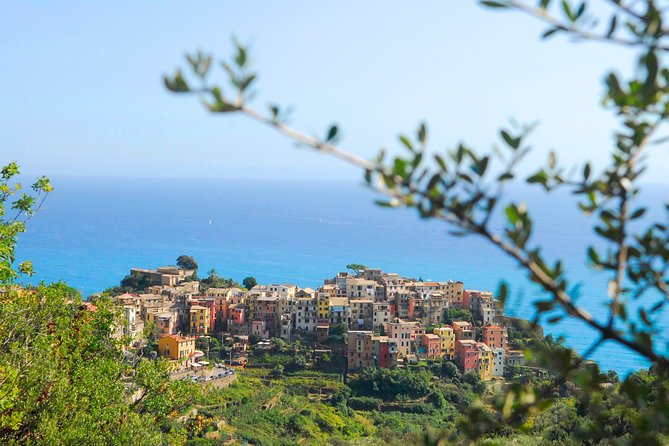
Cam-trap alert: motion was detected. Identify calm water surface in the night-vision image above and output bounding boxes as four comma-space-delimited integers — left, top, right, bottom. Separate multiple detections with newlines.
16, 177, 669, 375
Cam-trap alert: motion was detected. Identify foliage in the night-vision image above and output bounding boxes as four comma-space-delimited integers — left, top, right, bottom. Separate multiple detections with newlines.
199, 269, 240, 292
0, 284, 197, 445
0, 165, 198, 444
346, 264, 368, 275
349, 367, 435, 401
0, 162, 52, 283
444, 308, 473, 325
104, 272, 152, 296
242, 275, 257, 290
329, 323, 348, 336
176, 255, 198, 270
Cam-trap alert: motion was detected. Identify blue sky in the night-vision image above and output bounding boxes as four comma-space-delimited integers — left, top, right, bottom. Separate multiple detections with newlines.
2, 1, 667, 182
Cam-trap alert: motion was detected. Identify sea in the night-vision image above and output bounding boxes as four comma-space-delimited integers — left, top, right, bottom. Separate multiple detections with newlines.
14, 176, 669, 376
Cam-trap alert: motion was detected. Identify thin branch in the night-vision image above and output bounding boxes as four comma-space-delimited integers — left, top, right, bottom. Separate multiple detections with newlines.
605, 0, 644, 21
509, 0, 669, 51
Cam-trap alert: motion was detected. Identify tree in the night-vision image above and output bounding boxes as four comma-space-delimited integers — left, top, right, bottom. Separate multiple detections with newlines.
176, 255, 198, 270
199, 269, 241, 292
120, 272, 152, 292
249, 334, 261, 345
0, 164, 197, 443
345, 263, 367, 275
166, 3, 669, 442
270, 364, 285, 378
0, 162, 52, 283
441, 360, 460, 380
242, 276, 257, 290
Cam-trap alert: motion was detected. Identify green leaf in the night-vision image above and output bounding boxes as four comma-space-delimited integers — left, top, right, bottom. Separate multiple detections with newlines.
606, 15, 618, 38
505, 204, 520, 224
434, 154, 448, 172
561, 0, 575, 21
326, 125, 339, 142
399, 135, 414, 152
501, 130, 520, 149
527, 170, 548, 185
630, 208, 646, 220
498, 172, 514, 181
542, 27, 562, 39
480, 0, 509, 7
497, 282, 509, 305
374, 199, 399, 208
534, 300, 555, 312
417, 122, 427, 144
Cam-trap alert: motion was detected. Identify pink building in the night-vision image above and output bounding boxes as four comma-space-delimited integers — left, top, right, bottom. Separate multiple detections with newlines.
455, 339, 478, 373
227, 304, 245, 325
481, 324, 508, 350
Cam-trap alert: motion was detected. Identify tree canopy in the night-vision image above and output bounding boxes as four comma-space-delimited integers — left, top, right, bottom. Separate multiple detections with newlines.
242, 276, 257, 290
346, 264, 368, 275
176, 255, 198, 270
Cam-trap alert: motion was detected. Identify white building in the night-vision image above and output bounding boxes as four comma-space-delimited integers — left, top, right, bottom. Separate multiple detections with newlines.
492, 348, 505, 377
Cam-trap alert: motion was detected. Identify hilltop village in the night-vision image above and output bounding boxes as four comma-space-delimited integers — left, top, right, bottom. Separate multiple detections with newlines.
109, 262, 526, 382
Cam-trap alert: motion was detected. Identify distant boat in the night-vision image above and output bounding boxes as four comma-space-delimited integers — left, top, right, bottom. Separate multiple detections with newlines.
209, 220, 212, 225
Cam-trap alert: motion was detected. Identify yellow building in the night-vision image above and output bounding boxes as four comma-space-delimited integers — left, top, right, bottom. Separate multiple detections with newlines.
189, 305, 210, 334
317, 293, 330, 322
477, 342, 494, 381
158, 334, 196, 360
433, 326, 456, 359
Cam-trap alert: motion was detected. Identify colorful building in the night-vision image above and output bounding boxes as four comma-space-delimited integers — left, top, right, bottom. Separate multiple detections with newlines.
455, 339, 478, 373
317, 292, 330, 323
477, 342, 494, 381
350, 299, 374, 331
482, 324, 508, 350
189, 305, 210, 334
158, 334, 196, 361
347, 331, 398, 369
433, 326, 456, 359
387, 318, 424, 357
452, 321, 475, 341
422, 333, 441, 360
348, 330, 374, 369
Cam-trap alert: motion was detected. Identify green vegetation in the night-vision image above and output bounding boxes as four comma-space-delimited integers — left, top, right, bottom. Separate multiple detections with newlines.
346, 263, 368, 275
444, 308, 473, 325
103, 272, 152, 296
171, 349, 669, 445
199, 269, 241, 292
176, 255, 198, 270
0, 165, 197, 444
242, 276, 257, 290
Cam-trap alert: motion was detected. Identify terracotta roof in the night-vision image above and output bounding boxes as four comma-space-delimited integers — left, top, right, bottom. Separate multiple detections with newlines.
160, 334, 193, 343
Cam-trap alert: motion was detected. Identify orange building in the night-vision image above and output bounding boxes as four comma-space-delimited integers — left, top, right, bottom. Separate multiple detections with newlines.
158, 334, 196, 361
422, 333, 441, 360
452, 321, 475, 341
